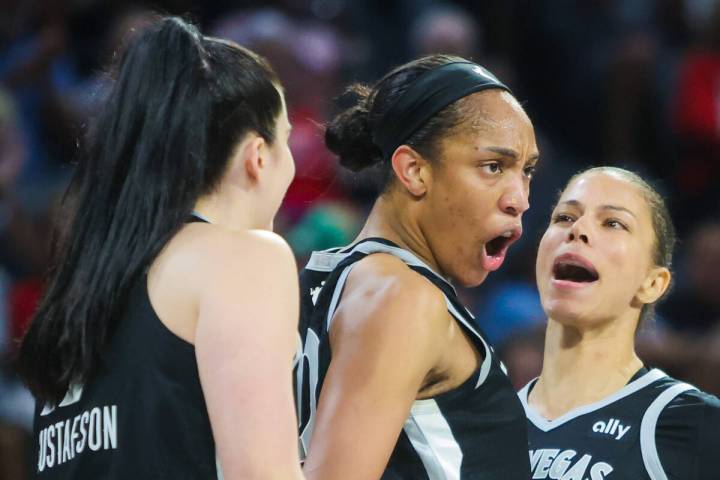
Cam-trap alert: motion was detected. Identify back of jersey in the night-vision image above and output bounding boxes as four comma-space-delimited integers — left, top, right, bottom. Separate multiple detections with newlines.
33, 274, 218, 480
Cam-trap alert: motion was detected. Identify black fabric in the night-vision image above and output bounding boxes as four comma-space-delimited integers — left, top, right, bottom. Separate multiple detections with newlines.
295, 238, 530, 479
522, 370, 720, 479
655, 389, 720, 479
372, 62, 511, 159
32, 226, 217, 479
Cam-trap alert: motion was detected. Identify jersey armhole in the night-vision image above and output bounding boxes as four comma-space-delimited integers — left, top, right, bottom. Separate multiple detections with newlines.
640, 382, 696, 480
325, 264, 357, 332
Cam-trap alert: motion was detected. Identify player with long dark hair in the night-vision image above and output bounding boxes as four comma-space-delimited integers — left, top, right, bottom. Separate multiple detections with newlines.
18, 17, 303, 479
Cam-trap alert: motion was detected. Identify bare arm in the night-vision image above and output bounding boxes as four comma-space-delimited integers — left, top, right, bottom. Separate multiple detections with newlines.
195, 231, 304, 480
303, 255, 449, 480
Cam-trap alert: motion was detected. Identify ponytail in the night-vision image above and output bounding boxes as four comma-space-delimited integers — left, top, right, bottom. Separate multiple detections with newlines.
18, 17, 282, 405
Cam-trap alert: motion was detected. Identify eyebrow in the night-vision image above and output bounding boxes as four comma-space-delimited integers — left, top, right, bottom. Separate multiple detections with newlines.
600, 204, 637, 219
558, 200, 637, 219
483, 146, 540, 163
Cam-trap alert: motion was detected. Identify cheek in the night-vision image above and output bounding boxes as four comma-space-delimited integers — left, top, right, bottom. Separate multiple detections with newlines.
536, 229, 559, 279
604, 241, 636, 276
279, 149, 294, 190
439, 177, 495, 232
601, 241, 649, 299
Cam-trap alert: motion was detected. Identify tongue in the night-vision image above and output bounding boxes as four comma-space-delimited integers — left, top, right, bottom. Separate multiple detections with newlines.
481, 244, 506, 272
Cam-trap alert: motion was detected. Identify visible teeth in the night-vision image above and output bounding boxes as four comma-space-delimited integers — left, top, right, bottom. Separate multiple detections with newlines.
501, 231, 513, 238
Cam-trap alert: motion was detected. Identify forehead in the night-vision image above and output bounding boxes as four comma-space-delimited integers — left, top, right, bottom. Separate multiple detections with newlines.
445, 90, 536, 151
467, 91, 531, 132
560, 172, 649, 215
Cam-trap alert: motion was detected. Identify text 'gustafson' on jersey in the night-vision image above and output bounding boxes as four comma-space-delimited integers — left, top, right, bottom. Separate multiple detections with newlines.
36, 384, 118, 473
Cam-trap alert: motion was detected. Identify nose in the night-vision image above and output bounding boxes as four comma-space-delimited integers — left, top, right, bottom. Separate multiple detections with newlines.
499, 177, 530, 217
567, 220, 590, 244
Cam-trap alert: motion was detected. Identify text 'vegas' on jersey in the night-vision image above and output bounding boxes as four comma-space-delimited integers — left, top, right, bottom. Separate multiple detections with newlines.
530, 449, 613, 480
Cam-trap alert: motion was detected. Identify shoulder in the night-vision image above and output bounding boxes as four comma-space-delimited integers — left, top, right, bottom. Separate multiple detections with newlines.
172, 225, 298, 318
189, 224, 294, 261
651, 380, 720, 479
348, 253, 446, 303
329, 253, 450, 357
343, 253, 449, 328
656, 383, 720, 426
182, 225, 296, 278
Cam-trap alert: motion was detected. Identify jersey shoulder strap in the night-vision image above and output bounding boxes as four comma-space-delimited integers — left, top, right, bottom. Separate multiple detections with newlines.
311, 238, 497, 389
640, 380, 697, 480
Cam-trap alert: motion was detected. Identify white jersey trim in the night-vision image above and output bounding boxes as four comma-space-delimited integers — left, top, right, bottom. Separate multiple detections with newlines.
640, 382, 696, 480
404, 400, 463, 480
443, 299, 491, 388
325, 264, 356, 332
518, 368, 667, 432
306, 240, 453, 290
190, 210, 213, 223
216, 455, 224, 480
309, 240, 490, 387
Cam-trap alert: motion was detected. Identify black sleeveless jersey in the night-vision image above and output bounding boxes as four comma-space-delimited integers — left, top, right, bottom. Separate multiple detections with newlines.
294, 238, 530, 479
33, 221, 220, 479
519, 368, 720, 480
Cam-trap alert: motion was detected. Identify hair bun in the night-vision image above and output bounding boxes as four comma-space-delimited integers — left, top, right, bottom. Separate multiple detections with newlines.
325, 85, 383, 172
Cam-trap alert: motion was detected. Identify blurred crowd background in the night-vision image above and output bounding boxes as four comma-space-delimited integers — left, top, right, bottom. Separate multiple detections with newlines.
1, 0, 720, 477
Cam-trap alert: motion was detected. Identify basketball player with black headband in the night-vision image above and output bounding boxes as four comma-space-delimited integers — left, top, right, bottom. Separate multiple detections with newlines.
520, 167, 720, 480
295, 55, 539, 479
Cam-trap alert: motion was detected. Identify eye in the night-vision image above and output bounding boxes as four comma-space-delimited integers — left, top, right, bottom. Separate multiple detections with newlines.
524, 164, 536, 179
552, 213, 574, 223
604, 218, 628, 230
481, 162, 503, 175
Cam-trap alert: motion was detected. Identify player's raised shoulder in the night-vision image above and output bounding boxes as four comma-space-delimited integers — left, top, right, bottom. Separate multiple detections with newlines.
339, 252, 450, 337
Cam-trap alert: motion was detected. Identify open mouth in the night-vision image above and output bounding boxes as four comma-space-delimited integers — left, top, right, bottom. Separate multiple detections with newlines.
481, 228, 522, 272
552, 256, 599, 284
486, 232, 514, 257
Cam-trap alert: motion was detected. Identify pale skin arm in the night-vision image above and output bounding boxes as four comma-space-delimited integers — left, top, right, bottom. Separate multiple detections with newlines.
195, 231, 304, 480
302, 255, 449, 480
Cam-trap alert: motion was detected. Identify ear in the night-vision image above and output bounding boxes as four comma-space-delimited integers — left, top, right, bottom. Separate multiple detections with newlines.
390, 145, 431, 197
635, 266, 671, 306
238, 134, 266, 182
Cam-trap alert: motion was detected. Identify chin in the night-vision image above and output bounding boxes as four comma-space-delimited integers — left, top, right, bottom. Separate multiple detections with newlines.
456, 268, 489, 289
543, 299, 586, 324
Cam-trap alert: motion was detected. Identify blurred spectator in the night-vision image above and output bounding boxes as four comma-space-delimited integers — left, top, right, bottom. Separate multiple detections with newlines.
661, 222, 720, 332
410, 4, 480, 59
286, 201, 362, 263
496, 326, 545, 390
671, 1, 720, 232
213, 8, 347, 223
637, 222, 720, 395
474, 281, 545, 346
410, 3, 516, 87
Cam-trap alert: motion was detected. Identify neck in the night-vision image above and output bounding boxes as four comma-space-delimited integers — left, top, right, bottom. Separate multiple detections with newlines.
193, 189, 263, 231
355, 194, 441, 274
530, 313, 643, 420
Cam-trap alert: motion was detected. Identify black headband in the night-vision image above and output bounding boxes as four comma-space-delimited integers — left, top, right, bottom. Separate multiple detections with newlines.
372, 61, 511, 160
